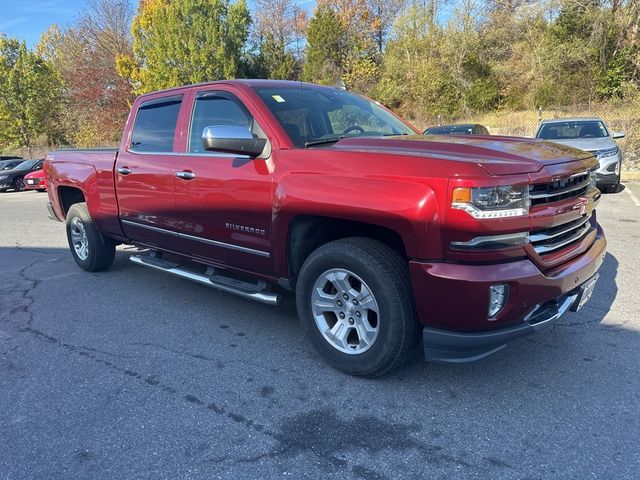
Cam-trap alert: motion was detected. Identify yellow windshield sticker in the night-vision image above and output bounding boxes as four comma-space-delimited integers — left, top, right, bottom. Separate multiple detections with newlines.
272, 95, 286, 103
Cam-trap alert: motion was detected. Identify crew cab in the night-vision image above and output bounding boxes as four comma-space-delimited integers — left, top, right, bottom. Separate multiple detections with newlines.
45, 80, 606, 376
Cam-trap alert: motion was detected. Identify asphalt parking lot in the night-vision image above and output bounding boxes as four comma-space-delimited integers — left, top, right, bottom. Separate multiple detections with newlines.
1, 186, 639, 480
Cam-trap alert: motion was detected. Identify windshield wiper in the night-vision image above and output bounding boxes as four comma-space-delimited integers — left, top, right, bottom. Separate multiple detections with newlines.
304, 136, 345, 148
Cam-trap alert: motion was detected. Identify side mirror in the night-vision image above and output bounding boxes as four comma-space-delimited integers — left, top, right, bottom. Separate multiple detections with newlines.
202, 125, 267, 157
612, 131, 625, 139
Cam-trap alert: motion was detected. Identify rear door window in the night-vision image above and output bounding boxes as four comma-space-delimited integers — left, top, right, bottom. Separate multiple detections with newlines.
130, 96, 182, 152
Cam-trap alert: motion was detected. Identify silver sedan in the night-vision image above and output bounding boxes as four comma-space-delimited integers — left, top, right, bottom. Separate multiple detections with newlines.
535, 117, 624, 193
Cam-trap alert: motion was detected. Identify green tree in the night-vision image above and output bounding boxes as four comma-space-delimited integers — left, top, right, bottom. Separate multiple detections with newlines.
251, 33, 298, 79
117, 0, 251, 93
0, 37, 64, 156
303, 6, 344, 85
249, 0, 302, 80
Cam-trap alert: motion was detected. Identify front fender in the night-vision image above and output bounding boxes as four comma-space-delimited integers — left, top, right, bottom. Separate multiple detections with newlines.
272, 173, 444, 275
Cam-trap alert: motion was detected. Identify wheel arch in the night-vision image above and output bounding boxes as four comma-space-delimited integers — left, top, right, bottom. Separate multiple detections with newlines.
286, 215, 409, 288
57, 186, 86, 217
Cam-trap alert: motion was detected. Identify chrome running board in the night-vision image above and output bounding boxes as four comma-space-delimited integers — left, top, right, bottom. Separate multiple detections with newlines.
129, 254, 280, 306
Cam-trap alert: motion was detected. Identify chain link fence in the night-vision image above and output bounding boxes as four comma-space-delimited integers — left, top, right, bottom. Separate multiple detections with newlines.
415, 100, 640, 171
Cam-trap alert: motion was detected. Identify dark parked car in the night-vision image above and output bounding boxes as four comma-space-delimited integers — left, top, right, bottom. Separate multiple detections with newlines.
0, 155, 22, 161
0, 159, 25, 171
424, 124, 490, 135
0, 159, 44, 192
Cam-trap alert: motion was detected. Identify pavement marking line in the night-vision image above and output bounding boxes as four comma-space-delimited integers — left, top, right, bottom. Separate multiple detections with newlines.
624, 185, 640, 207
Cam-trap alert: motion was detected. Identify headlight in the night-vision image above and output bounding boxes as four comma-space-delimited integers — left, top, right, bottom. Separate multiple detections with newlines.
452, 185, 529, 219
0, 175, 8, 180
598, 147, 618, 158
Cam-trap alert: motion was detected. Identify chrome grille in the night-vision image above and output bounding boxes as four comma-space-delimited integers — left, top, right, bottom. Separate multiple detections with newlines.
530, 214, 593, 256
529, 171, 590, 206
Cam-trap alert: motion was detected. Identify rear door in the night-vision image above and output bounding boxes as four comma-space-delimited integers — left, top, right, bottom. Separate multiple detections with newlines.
172, 88, 274, 274
115, 94, 185, 251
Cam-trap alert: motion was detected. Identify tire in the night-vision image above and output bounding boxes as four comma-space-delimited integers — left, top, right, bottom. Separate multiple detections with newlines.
296, 237, 420, 377
65, 202, 116, 272
12, 176, 25, 191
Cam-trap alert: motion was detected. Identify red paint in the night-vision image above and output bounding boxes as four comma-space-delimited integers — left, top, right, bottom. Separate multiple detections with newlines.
24, 169, 47, 191
45, 80, 606, 333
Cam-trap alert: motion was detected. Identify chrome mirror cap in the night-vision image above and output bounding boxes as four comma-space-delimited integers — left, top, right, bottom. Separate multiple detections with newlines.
202, 125, 266, 157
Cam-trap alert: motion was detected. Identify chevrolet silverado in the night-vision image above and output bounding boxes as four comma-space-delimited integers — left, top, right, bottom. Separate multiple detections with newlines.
45, 80, 606, 376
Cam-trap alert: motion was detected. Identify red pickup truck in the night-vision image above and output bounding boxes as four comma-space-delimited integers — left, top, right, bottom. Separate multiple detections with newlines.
45, 80, 606, 376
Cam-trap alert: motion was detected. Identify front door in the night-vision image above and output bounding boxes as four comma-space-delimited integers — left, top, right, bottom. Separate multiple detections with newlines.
172, 90, 274, 275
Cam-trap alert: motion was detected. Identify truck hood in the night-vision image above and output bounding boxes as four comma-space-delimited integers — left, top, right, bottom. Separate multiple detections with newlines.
328, 134, 594, 175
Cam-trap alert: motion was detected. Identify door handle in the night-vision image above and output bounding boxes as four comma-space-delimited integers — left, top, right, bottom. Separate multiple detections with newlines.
117, 167, 132, 175
176, 171, 196, 180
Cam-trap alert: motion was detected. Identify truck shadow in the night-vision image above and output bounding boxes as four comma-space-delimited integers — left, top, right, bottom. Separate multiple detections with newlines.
3, 244, 627, 396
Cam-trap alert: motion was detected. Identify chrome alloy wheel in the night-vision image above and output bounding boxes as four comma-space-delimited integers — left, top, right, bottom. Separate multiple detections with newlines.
70, 217, 89, 260
311, 268, 380, 354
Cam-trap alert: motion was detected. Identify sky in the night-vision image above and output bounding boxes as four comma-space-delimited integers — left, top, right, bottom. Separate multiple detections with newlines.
1, 0, 318, 48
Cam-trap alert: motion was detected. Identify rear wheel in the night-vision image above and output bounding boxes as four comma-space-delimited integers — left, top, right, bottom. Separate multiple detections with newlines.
12, 177, 25, 191
296, 237, 419, 377
65, 202, 116, 271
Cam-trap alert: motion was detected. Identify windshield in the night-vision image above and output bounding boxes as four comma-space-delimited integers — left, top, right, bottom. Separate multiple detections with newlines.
1, 160, 23, 170
537, 121, 609, 140
253, 85, 416, 147
425, 125, 476, 135
13, 160, 38, 170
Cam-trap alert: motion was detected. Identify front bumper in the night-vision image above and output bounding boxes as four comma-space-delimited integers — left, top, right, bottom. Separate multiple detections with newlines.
410, 224, 607, 362
595, 150, 622, 186
423, 289, 580, 362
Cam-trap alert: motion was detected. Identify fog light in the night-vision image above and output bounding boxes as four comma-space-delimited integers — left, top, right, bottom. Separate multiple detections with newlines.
488, 284, 509, 319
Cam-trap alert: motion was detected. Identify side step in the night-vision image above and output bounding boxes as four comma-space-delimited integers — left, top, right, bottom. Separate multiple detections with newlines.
129, 254, 281, 306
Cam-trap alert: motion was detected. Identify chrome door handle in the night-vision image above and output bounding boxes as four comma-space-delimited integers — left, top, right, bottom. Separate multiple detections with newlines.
117, 167, 132, 175
176, 171, 196, 180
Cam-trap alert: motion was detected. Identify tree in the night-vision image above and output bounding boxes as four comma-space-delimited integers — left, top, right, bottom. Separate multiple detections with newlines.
250, 0, 304, 79
37, 0, 135, 147
117, 0, 251, 93
250, 33, 299, 79
0, 37, 64, 156
302, 6, 345, 85
367, 0, 406, 53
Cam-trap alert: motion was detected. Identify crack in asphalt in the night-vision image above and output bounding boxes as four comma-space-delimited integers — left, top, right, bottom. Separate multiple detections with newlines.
17, 324, 501, 477
131, 341, 225, 369
3, 259, 41, 327
1, 245, 513, 477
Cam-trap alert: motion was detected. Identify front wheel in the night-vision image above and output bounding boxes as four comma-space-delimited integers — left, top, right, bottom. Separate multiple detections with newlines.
296, 237, 420, 377
65, 202, 116, 271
